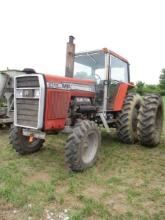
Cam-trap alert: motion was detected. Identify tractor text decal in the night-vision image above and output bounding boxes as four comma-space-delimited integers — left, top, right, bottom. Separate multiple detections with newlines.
47, 81, 95, 92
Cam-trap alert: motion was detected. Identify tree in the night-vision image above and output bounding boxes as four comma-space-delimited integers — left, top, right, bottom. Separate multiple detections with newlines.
135, 81, 160, 95
136, 81, 145, 95
159, 68, 165, 89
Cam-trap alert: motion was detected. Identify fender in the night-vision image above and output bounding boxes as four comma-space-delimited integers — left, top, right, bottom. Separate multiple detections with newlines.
113, 83, 134, 111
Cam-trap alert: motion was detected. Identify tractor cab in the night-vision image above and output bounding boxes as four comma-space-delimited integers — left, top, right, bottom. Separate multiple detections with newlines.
74, 49, 131, 110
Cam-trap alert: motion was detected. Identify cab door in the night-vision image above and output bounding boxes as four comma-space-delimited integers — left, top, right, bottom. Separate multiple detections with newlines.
107, 55, 130, 110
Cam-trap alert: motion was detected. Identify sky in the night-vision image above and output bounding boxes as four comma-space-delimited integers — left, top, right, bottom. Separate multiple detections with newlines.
0, 0, 164, 84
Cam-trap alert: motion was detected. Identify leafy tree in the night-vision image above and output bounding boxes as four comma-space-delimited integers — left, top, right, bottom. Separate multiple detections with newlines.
136, 81, 145, 95
159, 68, 165, 89
135, 81, 160, 95
136, 81, 145, 88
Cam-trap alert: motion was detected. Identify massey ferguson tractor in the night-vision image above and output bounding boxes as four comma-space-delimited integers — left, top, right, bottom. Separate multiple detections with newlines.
10, 36, 164, 171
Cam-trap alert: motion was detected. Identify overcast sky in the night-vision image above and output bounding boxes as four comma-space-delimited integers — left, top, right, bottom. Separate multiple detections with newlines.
0, 0, 164, 84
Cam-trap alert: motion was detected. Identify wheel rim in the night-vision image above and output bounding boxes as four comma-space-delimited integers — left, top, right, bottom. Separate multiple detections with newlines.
82, 131, 98, 164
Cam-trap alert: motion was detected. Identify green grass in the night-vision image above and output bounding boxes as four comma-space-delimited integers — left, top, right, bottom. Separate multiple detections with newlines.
0, 98, 165, 220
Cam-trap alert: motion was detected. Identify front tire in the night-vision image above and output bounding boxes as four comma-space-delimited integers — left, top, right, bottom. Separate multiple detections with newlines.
137, 94, 164, 147
65, 120, 101, 172
10, 126, 44, 154
116, 93, 142, 144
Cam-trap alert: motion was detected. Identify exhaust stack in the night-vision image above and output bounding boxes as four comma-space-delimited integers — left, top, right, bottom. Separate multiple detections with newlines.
65, 36, 75, 78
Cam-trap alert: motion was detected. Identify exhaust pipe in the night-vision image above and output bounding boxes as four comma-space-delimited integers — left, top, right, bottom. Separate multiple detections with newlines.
65, 36, 75, 78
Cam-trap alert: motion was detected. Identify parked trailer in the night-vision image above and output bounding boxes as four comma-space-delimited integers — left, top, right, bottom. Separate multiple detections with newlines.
0, 70, 30, 126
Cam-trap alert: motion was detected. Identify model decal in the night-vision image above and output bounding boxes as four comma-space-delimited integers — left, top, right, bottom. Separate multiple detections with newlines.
47, 81, 95, 92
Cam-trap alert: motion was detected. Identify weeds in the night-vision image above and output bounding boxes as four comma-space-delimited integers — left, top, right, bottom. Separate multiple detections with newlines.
0, 99, 164, 219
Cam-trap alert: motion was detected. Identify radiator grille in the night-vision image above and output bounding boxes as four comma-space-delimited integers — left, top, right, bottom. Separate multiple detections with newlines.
16, 75, 40, 128
17, 76, 39, 88
47, 91, 70, 119
16, 99, 39, 127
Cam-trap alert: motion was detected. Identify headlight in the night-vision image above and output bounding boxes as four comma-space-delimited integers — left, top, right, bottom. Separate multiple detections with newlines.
34, 89, 40, 98
16, 89, 23, 98
16, 89, 40, 98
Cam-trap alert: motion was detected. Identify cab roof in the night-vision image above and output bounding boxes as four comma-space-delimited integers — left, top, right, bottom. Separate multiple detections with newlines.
75, 49, 129, 65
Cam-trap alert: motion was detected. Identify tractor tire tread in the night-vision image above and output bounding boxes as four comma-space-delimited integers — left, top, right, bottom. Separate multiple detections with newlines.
10, 126, 44, 155
65, 120, 101, 172
116, 93, 142, 144
137, 94, 163, 147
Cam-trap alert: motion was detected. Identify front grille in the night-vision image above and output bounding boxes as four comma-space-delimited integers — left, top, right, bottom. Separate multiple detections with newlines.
17, 76, 39, 88
16, 75, 40, 128
16, 99, 39, 127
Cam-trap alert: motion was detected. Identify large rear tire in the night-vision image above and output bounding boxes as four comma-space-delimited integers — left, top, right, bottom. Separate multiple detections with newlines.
116, 93, 142, 144
137, 94, 164, 147
65, 120, 101, 172
10, 126, 44, 154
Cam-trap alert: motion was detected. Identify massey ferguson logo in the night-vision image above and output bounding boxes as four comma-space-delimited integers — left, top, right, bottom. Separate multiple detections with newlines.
47, 82, 71, 90
47, 81, 95, 93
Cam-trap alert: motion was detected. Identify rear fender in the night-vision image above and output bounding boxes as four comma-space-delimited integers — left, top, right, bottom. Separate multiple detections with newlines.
113, 83, 134, 111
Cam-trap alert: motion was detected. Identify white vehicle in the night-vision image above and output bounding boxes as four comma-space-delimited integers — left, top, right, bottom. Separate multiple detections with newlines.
0, 69, 35, 126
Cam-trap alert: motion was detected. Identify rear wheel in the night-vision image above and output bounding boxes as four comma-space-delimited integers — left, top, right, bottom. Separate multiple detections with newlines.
65, 120, 101, 171
10, 126, 44, 154
137, 94, 164, 147
116, 93, 142, 144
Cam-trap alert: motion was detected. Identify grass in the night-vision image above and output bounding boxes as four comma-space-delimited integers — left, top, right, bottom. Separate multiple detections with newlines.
0, 98, 165, 220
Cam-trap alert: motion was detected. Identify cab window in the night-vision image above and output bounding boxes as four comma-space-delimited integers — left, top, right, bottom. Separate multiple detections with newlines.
74, 52, 105, 83
110, 55, 129, 82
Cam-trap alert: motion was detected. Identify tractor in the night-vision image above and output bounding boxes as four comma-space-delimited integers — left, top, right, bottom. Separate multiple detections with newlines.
10, 36, 164, 171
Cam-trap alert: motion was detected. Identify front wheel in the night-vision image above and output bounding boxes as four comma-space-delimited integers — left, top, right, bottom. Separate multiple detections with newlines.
65, 120, 101, 172
10, 126, 44, 155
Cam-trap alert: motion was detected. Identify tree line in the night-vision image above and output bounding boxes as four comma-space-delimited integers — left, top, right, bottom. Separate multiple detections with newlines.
135, 69, 165, 96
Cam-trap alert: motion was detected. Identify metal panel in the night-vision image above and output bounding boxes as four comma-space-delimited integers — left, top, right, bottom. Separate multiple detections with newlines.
0, 73, 8, 98
47, 91, 70, 119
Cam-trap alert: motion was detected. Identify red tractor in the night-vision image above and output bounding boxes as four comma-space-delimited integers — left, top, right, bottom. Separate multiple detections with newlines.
10, 36, 164, 171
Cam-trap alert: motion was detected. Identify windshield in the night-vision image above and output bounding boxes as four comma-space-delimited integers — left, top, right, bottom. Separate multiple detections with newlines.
111, 55, 129, 82
74, 52, 129, 83
74, 52, 105, 82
